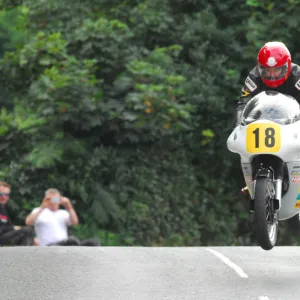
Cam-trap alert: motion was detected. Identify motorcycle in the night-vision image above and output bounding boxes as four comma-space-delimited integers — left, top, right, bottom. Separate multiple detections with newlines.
227, 91, 300, 250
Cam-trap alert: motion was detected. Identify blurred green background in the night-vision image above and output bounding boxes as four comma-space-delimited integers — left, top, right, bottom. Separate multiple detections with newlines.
0, 0, 299, 246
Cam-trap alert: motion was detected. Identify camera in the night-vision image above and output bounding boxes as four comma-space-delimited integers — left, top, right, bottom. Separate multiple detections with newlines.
50, 196, 60, 203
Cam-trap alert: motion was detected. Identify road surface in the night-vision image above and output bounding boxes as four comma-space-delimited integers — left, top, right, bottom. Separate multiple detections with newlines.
0, 246, 297, 300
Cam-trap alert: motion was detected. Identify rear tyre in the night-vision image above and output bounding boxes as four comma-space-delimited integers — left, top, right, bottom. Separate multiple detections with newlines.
287, 214, 300, 233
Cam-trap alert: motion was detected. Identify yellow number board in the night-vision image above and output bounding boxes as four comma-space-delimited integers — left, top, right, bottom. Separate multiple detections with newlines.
246, 123, 281, 153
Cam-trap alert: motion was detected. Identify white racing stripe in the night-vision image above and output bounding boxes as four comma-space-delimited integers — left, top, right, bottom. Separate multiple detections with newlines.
206, 248, 248, 278
258, 297, 270, 300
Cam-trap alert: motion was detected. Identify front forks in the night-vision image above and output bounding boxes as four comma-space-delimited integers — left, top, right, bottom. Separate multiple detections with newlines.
250, 175, 282, 212
273, 179, 282, 211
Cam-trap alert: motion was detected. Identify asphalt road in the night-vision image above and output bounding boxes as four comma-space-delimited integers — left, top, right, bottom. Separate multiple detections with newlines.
0, 246, 298, 300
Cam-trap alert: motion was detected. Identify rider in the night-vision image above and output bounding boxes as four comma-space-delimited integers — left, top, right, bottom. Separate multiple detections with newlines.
235, 41, 300, 195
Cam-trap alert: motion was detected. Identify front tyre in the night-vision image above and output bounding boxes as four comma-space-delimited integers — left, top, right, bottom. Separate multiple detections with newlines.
254, 176, 278, 250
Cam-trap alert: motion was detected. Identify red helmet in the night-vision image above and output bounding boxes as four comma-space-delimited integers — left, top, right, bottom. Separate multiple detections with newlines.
257, 41, 291, 88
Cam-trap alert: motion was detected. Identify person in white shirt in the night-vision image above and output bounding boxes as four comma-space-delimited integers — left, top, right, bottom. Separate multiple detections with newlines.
25, 188, 100, 246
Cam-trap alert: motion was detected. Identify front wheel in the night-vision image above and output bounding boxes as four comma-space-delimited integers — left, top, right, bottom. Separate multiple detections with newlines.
254, 176, 278, 250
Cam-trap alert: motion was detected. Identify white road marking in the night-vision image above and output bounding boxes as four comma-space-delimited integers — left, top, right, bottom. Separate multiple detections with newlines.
258, 297, 270, 300
206, 248, 248, 278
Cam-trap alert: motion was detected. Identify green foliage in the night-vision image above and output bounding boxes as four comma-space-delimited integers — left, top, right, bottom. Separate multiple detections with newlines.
123, 45, 195, 135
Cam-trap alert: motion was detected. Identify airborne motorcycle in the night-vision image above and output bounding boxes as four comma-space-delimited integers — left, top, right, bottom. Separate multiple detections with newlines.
227, 91, 300, 250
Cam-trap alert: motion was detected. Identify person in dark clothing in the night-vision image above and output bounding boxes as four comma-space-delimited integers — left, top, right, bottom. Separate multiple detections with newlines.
234, 41, 300, 195
235, 41, 300, 126
0, 181, 35, 246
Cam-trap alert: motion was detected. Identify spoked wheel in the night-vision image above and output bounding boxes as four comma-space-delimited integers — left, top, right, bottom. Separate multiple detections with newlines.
254, 176, 278, 250
287, 213, 300, 233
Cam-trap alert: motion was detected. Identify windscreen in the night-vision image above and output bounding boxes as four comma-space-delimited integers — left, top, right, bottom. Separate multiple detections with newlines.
241, 91, 300, 125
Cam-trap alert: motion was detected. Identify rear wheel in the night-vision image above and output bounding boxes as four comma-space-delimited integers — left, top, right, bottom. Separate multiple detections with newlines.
287, 214, 300, 233
254, 175, 278, 250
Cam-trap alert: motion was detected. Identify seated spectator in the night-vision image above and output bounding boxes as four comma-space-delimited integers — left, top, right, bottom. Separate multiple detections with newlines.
25, 188, 100, 246
0, 181, 35, 246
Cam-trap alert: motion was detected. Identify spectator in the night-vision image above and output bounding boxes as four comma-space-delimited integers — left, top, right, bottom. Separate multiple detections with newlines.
0, 181, 35, 246
25, 188, 100, 246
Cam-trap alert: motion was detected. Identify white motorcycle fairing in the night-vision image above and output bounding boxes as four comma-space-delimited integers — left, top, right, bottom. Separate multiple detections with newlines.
227, 91, 300, 221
